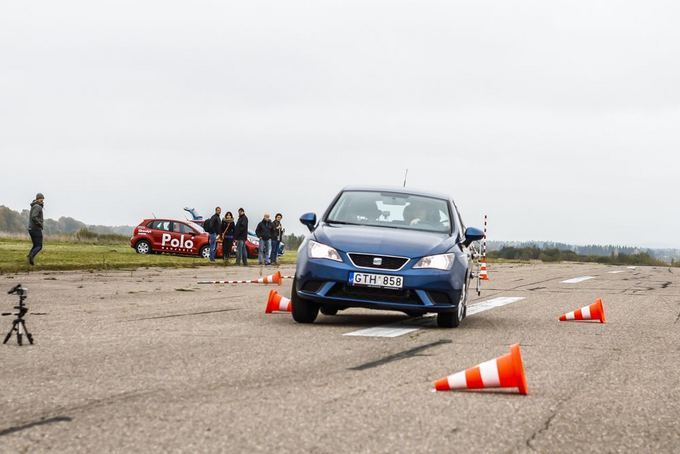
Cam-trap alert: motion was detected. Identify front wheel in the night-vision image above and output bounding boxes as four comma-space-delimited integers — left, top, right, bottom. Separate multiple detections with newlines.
291, 278, 319, 323
199, 245, 210, 259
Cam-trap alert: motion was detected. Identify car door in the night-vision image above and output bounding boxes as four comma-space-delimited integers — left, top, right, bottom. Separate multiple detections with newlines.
173, 221, 199, 255
147, 220, 172, 252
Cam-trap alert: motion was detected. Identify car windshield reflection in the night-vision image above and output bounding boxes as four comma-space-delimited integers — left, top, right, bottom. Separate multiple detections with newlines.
326, 191, 452, 234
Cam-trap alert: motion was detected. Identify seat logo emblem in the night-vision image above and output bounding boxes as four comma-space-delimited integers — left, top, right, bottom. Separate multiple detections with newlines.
373, 257, 383, 266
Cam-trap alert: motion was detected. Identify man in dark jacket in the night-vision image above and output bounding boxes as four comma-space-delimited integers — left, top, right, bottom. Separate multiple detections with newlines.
255, 213, 273, 265
206, 207, 221, 262
27, 193, 45, 265
270, 213, 284, 265
234, 208, 249, 266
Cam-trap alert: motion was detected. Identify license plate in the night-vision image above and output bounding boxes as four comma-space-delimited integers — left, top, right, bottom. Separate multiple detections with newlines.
349, 272, 403, 289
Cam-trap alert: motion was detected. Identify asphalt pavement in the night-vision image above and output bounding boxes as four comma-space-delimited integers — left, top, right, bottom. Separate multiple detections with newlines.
1, 262, 679, 453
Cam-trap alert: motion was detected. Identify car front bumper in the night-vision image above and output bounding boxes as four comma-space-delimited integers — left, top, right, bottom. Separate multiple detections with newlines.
296, 254, 464, 313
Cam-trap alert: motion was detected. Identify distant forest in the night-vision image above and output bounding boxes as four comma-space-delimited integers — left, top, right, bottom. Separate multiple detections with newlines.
0, 205, 133, 237
487, 240, 679, 264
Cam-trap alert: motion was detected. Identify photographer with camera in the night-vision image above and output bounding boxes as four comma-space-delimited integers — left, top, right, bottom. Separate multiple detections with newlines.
27, 193, 45, 266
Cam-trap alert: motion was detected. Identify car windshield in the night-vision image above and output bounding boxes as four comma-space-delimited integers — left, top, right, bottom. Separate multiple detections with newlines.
326, 191, 452, 234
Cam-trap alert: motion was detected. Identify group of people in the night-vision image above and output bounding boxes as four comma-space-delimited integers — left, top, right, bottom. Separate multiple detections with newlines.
203, 207, 284, 266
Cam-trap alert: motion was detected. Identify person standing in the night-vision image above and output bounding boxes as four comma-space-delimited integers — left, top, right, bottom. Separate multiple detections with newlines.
220, 211, 235, 262
270, 213, 284, 265
27, 193, 45, 266
206, 207, 221, 262
256, 213, 273, 265
234, 208, 249, 266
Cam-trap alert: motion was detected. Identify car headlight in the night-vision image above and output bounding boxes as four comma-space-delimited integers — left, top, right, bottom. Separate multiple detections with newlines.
413, 253, 455, 270
308, 240, 342, 262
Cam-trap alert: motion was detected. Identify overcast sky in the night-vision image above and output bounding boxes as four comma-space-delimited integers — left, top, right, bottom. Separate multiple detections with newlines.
1, 1, 678, 247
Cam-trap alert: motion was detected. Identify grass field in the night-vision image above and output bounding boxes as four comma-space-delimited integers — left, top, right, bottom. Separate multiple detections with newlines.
0, 238, 297, 273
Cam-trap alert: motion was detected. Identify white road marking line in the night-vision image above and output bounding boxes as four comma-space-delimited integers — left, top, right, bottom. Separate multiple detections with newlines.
561, 276, 595, 284
608, 270, 625, 274
627, 266, 637, 269
466, 296, 525, 315
343, 296, 525, 338
343, 326, 420, 338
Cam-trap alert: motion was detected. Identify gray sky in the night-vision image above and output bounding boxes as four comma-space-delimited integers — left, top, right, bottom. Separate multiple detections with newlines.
1, 1, 678, 247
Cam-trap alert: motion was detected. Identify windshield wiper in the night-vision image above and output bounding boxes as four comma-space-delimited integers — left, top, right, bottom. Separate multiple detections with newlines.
326, 220, 357, 226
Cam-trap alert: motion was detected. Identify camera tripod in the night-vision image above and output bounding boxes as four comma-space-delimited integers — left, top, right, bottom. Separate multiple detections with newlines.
3, 284, 34, 346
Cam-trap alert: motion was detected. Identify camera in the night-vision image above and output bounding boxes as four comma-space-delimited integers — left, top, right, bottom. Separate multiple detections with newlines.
8, 284, 27, 297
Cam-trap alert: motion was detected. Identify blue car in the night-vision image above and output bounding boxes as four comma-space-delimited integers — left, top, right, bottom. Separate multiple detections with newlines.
292, 186, 485, 328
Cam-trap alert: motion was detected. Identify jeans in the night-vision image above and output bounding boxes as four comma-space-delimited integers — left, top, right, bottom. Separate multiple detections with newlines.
236, 239, 248, 266
28, 229, 43, 258
209, 233, 217, 260
270, 240, 280, 264
258, 238, 271, 265
223, 235, 234, 259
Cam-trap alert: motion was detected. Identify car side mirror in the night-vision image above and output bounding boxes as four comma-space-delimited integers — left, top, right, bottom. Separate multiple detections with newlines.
300, 212, 317, 232
463, 227, 485, 247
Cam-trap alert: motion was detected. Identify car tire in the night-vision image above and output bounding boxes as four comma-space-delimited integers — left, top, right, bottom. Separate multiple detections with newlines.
199, 245, 210, 259
320, 306, 338, 316
437, 282, 467, 328
291, 278, 319, 323
135, 240, 151, 255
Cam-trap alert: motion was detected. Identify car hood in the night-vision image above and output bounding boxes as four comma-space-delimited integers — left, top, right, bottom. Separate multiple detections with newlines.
313, 223, 456, 258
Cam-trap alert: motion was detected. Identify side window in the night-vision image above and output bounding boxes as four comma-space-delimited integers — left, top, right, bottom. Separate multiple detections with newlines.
149, 220, 171, 231
177, 223, 195, 234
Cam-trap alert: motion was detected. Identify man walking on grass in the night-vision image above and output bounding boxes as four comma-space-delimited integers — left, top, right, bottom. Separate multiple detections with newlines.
27, 193, 45, 266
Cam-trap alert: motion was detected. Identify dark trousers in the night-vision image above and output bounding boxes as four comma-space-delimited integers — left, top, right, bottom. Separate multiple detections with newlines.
29, 229, 43, 258
270, 240, 280, 263
223, 236, 234, 259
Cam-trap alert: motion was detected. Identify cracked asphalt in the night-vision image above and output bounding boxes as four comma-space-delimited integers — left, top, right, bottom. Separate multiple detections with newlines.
1, 263, 679, 453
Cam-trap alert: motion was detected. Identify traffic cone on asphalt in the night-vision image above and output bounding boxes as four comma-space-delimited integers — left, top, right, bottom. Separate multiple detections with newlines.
479, 259, 489, 281
257, 271, 282, 285
433, 344, 528, 395
559, 298, 606, 323
265, 290, 292, 314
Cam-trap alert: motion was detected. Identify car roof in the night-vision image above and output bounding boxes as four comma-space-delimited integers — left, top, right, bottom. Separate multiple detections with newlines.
142, 218, 195, 223
340, 185, 452, 201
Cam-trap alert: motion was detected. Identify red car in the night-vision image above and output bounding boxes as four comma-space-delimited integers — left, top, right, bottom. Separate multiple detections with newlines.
130, 218, 259, 259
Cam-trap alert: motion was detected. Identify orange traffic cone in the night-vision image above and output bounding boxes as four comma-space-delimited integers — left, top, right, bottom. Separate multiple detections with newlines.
265, 290, 292, 314
257, 271, 282, 285
479, 259, 489, 281
559, 298, 606, 323
433, 344, 528, 395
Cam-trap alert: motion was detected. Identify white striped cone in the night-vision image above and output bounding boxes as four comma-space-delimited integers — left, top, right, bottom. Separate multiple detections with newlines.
479, 259, 489, 281
559, 298, 606, 323
434, 344, 528, 395
265, 290, 292, 314
257, 271, 282, 285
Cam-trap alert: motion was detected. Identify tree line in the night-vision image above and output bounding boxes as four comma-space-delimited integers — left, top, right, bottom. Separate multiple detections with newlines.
489, 246, 669, 266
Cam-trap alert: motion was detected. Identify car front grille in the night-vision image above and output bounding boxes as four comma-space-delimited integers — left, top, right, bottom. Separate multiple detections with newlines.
327, 285, 422, 305
347, 253, 409, 270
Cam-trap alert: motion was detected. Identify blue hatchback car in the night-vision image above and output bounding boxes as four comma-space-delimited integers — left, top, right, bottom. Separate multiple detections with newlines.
292, 186, 485, 328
